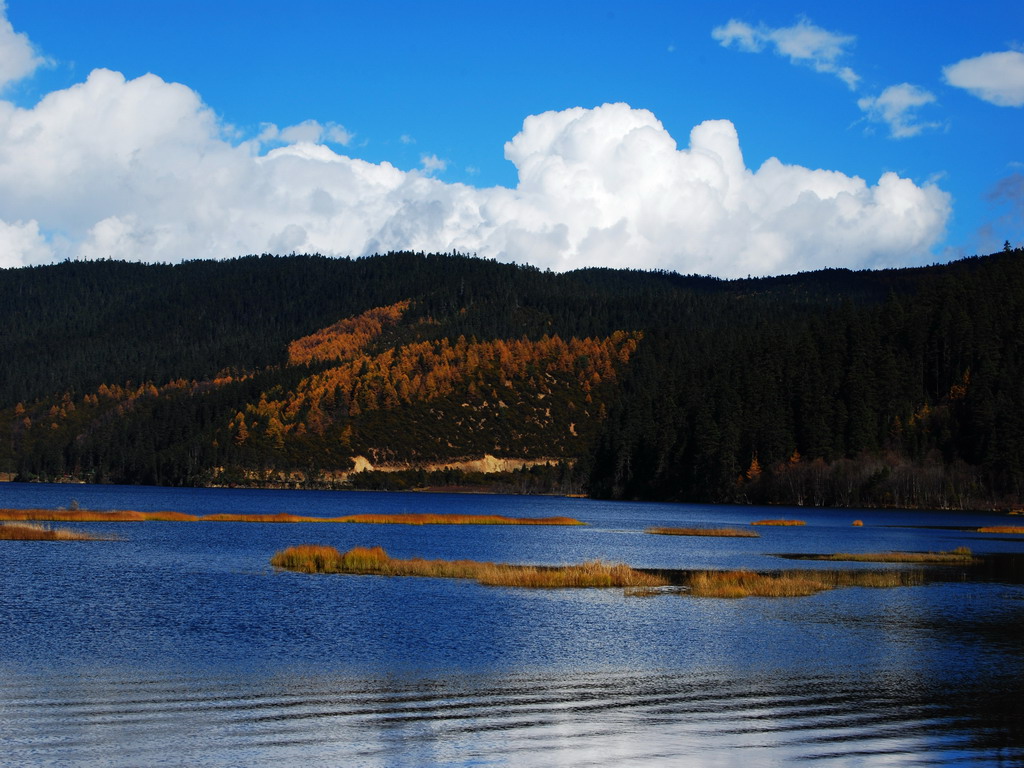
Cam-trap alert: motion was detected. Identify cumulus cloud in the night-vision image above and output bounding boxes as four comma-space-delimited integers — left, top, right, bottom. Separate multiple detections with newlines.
0, 68, 950, 277
0, 218, 49, 267
0, 0, 46, 90
858, 83, 941, 138
0, 8, 950, 277
492, 105, 948, 275
943, 50, 1024, 107
712, 17, 859, 89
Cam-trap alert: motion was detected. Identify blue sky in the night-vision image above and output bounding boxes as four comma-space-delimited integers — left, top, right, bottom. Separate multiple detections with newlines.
0, 1, 1021, 276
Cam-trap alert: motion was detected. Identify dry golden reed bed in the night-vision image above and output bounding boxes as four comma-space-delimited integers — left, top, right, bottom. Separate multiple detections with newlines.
645, 526, 759, 538
270, 545, 666, 588
799, 547, 978, 564
750, 519, 806, 526
271, 545, 926, 598
0, 521, 109, 541
0, 508, 583, 526
686, 568, 923, 598
976, 526, 1024, 534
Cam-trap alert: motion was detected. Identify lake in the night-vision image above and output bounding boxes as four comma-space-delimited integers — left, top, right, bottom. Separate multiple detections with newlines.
1, 483, 1022, 766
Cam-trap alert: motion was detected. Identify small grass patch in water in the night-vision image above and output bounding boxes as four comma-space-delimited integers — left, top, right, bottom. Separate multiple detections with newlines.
751, 519, 806, 526
0, 522, 112, 541
202, 512, 584, 525
646, 526, 758, 538
269, 544, 354, 571
0, 508, 196, 522
795, 547, 978, 564
201, 513, 319, 523
331, 513, 584, 526
852, 520, 864, 526
0, 509, 583, 526
976, 526, 1024, 534
272, 547, 935, 598
270, 545, 667, 588
685, 568, 921, 598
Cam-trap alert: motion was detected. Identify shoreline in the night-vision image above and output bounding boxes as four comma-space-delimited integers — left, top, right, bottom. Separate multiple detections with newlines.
3, 476, 1020, 515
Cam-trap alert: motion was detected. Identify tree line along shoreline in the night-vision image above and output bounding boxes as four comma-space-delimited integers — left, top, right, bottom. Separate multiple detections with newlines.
3, 248, 1024, 510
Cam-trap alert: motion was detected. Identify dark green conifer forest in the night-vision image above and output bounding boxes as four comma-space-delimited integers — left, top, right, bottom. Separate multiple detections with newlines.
2, 249, 1023, 509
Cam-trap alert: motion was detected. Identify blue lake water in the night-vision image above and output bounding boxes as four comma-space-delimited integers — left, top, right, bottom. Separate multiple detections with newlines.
1, 483, 1023, 766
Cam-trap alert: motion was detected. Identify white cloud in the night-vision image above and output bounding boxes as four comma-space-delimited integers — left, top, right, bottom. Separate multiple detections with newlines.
712, 17, 859, 89
492, 104, 948, 275
0, 11, 949, 277
858, 83, 941, 138
713, 16, 944, 141
0, 0, 47, 90
712, 19, 763, 53
420, 153, 446, 173
323, 123, 353, 145
943, 50, 1024, 107
400, 134, 415, 144
0, 69, 949, 277
0, 217, 49, 267
262, 119, 353, 146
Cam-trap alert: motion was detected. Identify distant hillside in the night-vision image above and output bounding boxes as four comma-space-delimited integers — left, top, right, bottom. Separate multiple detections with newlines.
2, 249, 1023, 509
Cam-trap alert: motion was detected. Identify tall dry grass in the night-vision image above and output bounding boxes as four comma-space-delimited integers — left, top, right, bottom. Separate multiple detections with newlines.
751, 519, 806, 526
270, 545, 933, 598
330, 513, 584, 526
646, 527, 758, 538
0, 509, 583, 526
201, 513, 318, 523
801, 547, 978, 564
473, 561, 667, 588
0, 522, 109, 541
976, 526, 1024, 534
0, 508, 194, 522
685, 568, 922, 598
269, 544, 347, 571
270, 545, 667, 588
203, 512, 584, 525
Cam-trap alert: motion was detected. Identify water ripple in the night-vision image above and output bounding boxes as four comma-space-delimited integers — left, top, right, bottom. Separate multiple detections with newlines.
2, 668, 1020, 767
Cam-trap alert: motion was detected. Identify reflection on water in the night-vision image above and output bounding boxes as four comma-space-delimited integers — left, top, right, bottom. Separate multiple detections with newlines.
1, 483, 1023, 766
3, 667, 1021, 767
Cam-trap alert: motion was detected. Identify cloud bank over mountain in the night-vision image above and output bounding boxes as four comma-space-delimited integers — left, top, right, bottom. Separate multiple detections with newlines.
0, 10, 950, 277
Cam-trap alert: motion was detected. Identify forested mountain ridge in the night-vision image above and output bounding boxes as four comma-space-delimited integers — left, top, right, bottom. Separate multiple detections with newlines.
2, 249, 1023, 509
